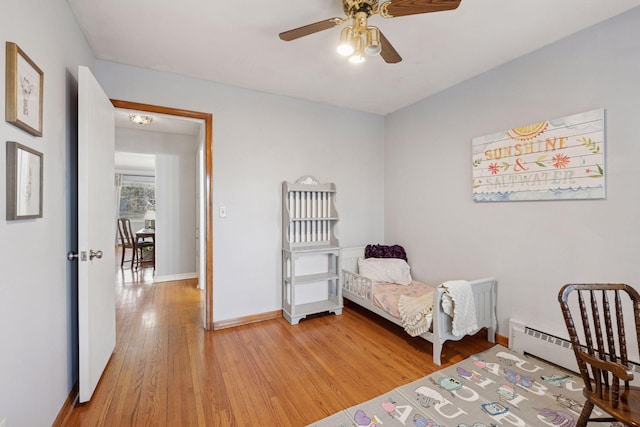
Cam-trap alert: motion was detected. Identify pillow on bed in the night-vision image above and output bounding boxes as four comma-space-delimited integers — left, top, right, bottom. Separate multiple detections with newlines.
357, 257, 413, 285
365, 244, 408, 262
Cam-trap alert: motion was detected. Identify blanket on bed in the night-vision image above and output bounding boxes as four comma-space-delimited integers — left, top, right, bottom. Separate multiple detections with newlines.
309, 344, 614, 427
440, 280, 478, 336
398, 291, 434, 337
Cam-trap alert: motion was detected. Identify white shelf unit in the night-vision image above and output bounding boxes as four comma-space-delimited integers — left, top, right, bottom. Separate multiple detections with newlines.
282, 176, 342, 324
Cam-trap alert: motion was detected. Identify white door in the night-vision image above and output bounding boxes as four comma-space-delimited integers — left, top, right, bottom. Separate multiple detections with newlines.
77, 66, 116, 403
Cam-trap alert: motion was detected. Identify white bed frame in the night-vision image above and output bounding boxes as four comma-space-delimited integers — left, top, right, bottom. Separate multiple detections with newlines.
341, 246, 497, 365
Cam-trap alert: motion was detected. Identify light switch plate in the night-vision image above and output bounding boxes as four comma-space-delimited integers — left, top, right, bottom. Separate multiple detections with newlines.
219, 206, 227, 217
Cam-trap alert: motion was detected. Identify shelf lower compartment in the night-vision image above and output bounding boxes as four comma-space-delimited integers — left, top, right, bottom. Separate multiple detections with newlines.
283, 299, 343, 325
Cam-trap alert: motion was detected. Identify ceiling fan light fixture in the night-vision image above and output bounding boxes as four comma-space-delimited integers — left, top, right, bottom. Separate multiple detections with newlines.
348, 36, 365, 64
364, 27, 381, 56
336, 26, 355, 56
129, 113, 154, 125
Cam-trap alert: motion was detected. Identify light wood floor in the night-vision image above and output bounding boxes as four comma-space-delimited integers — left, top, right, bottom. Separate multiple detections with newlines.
60, 277, 495, 426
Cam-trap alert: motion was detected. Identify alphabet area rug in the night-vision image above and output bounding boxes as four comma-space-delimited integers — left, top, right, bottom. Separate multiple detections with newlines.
308, 344, 617, 427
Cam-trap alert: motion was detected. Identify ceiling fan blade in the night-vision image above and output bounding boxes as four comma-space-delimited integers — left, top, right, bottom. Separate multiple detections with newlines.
379, 31, 402, 63
381, 0, 461, 18
279, 18, 342, 41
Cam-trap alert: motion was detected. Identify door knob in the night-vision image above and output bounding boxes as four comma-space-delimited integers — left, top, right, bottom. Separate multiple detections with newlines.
90, 249, 103, 260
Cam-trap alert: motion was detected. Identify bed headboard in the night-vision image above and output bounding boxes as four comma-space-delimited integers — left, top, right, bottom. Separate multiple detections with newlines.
341, 246, 366, 273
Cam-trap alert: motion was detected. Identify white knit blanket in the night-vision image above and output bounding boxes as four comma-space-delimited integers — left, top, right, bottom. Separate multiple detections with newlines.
440, 280, 478, 336
398, 291, 434, 337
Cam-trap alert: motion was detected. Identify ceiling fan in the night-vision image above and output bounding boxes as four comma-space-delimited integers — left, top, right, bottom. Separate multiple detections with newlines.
279, 0, 461, 64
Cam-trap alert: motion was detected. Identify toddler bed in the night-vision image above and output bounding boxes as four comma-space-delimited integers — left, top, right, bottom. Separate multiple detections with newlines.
341, 245, 497, 365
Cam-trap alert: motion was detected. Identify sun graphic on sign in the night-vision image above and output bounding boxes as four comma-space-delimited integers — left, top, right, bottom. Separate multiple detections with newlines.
506, 121, 549, 141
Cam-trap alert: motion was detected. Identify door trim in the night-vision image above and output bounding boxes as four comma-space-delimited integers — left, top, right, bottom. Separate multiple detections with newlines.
111, 99, 214, 330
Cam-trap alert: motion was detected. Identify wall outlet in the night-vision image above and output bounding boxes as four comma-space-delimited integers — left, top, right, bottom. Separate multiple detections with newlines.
0, 416, 7, 427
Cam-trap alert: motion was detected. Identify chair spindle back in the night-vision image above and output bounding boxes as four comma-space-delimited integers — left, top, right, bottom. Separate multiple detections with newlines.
559, 283, 640, 410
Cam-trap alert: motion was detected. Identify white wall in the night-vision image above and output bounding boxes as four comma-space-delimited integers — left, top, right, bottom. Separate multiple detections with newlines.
0, 1, 95, 426
156, 152, 197, 276
384, 8, 640, 344
97, 62, 386, 322
116, 128, 198, 276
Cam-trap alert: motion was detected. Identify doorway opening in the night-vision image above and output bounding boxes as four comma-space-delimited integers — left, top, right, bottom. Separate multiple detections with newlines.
111, 99, 213, 330
114, 158, 157, 282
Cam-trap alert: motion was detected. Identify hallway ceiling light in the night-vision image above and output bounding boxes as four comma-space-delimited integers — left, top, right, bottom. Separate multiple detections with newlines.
129, 114, 154, 125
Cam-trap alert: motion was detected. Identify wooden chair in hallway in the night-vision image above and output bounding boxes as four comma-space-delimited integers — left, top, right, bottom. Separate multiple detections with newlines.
558, 283, 640, 427
117, 218, 154, 269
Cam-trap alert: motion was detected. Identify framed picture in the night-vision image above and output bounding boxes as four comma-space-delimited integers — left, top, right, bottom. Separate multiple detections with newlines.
5, 42, 44, 137
6, 141, 43, 220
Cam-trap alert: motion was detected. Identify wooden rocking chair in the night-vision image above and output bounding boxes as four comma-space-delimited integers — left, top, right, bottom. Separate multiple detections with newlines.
558, 283, 640, 426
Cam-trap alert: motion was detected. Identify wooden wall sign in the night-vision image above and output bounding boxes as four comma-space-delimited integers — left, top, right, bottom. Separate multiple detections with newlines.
472, 109, 605, 202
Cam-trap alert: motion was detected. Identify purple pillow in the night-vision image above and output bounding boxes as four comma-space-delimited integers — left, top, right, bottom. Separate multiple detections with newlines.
364, 244, 408, 262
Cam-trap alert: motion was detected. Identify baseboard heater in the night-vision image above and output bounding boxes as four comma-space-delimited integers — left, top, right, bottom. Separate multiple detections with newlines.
509, 319, 640, 386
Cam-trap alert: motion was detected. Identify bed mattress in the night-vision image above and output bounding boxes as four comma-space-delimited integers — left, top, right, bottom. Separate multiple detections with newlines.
372, 281, 435, 319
